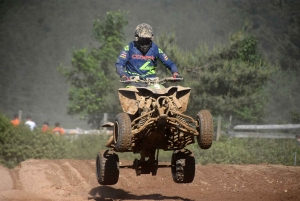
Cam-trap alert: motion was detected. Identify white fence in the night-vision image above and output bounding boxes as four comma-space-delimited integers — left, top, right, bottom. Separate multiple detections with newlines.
64, 128, 112, 140
228, 131, 298, 139
216, 116, 300, 140
64, 128, 103, 135
228, 124, 300, 139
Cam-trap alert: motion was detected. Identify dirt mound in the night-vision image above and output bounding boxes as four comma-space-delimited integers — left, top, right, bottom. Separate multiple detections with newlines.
0, 159, 300, 201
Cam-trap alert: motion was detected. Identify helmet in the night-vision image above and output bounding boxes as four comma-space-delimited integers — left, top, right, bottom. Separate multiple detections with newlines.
135, 23, 153, 38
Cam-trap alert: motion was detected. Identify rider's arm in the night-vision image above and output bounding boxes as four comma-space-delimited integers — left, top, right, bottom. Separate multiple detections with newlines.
115, 45, 130, 78
156, 46, 179, 75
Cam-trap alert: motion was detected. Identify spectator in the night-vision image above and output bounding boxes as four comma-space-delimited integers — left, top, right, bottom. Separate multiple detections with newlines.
25, 115, 36, 131
10, 114, 20, 127
41, 121, 50, 132
53, 122, 65, 135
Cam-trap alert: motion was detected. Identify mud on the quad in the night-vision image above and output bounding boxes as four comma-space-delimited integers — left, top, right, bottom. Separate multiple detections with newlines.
96, 77, 214, 185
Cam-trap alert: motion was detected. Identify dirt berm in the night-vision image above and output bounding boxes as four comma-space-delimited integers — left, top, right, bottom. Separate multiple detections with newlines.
0, 159, 299, 201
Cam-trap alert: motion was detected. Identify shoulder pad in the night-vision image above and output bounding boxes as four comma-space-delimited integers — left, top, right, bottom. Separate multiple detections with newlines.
124, 45, 129, 51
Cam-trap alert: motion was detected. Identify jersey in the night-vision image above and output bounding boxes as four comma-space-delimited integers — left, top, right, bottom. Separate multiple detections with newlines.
25, 120, 36, 131
115, 41, 178, 78
53, 127, 65, 135
42, 125, 49, 132
11, 119, 20, 126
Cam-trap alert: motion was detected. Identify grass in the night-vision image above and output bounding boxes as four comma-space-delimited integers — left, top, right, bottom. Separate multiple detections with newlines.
1, 112, 299, 168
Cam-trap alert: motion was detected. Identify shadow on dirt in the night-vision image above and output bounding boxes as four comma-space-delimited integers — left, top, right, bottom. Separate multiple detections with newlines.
89, 186, 193, 201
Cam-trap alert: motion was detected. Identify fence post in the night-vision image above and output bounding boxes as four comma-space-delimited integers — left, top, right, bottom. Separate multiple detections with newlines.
103, 113, 108, 132
229, 115, 232, 130
295, 140, 299, 166
18, 110, 22, 122
216, 115, 222, 141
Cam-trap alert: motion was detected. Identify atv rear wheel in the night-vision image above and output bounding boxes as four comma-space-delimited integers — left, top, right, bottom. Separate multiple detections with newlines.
114, 113, 132, 152
96, 150, 119, 185
197, 110, 213, 149
171, 149, 195, 183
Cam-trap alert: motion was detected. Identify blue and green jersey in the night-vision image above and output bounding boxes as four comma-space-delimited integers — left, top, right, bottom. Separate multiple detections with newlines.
115, 41, 178, 78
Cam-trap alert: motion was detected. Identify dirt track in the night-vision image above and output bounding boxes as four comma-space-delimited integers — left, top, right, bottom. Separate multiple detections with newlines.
0, 159, 300, 201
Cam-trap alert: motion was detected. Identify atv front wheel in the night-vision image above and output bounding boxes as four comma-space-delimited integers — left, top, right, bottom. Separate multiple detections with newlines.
197, 110, 213, 149
96, 150, 119, 185
171, 149, 195, 183
114, 113, 132, 152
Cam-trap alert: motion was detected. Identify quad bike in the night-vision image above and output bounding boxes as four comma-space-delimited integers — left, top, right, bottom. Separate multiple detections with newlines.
96, 76, 214, 185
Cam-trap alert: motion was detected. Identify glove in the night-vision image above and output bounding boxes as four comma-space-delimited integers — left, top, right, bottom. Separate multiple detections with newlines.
121, 76, 128, 81
173, 73, 183, 80
173, 74, 183, 79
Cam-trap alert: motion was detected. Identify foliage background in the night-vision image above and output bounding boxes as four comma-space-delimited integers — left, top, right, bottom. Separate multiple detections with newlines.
0, 0, 299, 128
57, 11, 128, 123
0, 0, 300, 168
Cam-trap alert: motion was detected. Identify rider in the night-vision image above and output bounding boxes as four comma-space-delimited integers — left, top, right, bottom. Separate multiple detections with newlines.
115, 23, 181, 86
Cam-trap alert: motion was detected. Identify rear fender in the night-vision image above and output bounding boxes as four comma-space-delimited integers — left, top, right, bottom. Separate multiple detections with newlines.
118, 87, 139, 115
118, 85, 191, 114
167, 86, 191, 113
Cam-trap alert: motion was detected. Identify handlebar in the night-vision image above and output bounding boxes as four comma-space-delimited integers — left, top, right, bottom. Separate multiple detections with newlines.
119, 76, 183, 85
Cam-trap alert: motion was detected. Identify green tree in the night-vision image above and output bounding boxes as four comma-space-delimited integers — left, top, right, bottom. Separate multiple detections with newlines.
156, 24, 275, 122
58, 11, 128, 127
0, 112, 13, 162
